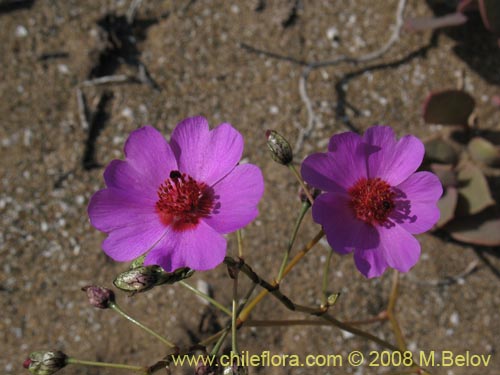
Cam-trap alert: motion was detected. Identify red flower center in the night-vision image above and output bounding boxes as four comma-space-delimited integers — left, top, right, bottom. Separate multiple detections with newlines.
156, 170, 214, 231
348, 177, 395, 225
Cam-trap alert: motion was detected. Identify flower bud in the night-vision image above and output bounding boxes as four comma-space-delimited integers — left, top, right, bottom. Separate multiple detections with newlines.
23, 351, 67, 375
113, 265, 164, 293
81, 285, 115, 309
114, 266, 195, 294
266, 130, 293, 165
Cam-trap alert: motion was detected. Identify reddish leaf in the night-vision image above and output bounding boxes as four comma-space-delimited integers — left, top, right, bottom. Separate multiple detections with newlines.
436, 187, 458, 228
446, 209, 500, 246
479, 0, 500, 34
423, 90, 475, 125
457, 0, 479, 13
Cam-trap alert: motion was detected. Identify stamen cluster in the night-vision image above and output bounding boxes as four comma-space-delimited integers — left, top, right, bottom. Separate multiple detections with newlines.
348, 177, 395, 225
156, 170, 214, 230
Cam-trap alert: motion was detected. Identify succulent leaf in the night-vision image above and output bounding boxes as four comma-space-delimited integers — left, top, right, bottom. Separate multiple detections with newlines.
446, 208, 500, 246
423, 90, 475, 125
456, 161, 495, 215
468, 136, 500, 167
436, 186, 458, 228
425, 138, 459, 164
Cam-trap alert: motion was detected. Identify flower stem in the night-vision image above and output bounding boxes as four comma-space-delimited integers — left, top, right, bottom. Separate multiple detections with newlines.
178, 280, 231, 316
276, 200, 311, 282
288, 163, 314, 204
67, 357, 147, 373
245, 319, 331, 327
109, 302, 177, 349
237, 229, 324, 323
231, 273, 239, 355
199, 329, 227, 347
321, 249, 333, 306
386, 270, 407, 351
236, 230, 244, 258
210, 328, 230, 356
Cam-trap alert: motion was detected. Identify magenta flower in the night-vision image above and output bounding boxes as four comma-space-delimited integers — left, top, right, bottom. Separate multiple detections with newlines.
301, 126, 442, 278
88, 117, 264, 272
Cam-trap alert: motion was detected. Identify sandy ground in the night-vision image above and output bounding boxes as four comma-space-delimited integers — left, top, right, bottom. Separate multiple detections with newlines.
1, 1, 500, 374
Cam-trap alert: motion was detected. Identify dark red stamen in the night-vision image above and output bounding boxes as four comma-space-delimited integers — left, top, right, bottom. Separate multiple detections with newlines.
156, 170, 214, 231
348, 177, 395, 225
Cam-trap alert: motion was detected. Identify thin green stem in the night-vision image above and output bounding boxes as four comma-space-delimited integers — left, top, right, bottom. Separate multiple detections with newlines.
236, 230, 244, 258
288, 164, 314, 204
231, 275, 239, 354
67, 358, 147, 374
110, 302, 177, 349
387, 270, 407, 351
245, 319, 331, 327
199, 329, 226, 347
277, 200, 311, 282
210, 328, 230, 356
321, 249, 334, 306
238, 229, 324, 323
178, 280, 231, 316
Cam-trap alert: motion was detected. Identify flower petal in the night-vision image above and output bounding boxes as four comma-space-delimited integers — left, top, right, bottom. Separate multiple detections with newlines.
301, 138, 368, 193
391, 172, 443, 234
102, 218, 167, 262
88, 188, 157, 232
170, 117, 244, 185
377, 223, 421, 273
327, 131, 362, 152
204, 164, 264, 233
364, 126, 425, 186
353, 248, 388, 279
104, 160, 158, 199
144, 221, 227, 271
312, 193, 380, 254
107, 126, 177, 193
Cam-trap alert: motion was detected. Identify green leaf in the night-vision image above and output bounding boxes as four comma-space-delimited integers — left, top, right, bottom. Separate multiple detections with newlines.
456, 161, 495, 215
468, 136, 500, 167
423, 90, 475, 125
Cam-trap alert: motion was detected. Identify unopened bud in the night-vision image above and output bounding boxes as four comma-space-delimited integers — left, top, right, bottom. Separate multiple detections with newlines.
266, 130, 293, 165
114, 265, 164, 293
114, 266, 195, 293
81, 285, 115, 309
23, 351, 67, 375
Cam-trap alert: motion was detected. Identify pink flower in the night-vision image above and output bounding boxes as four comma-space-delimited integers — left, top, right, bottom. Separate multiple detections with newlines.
301, 126, 442, 278
88, 117, 264, 271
